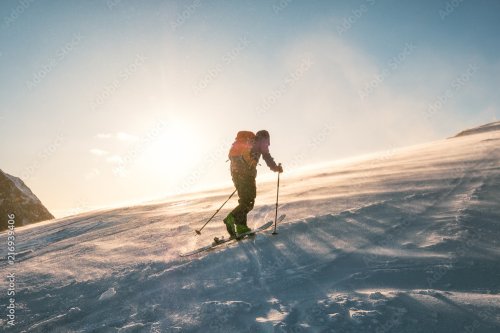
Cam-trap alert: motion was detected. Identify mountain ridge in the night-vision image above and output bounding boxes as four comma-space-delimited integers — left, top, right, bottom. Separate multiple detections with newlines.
452, 120, 500, 138
0, 169, 54, 231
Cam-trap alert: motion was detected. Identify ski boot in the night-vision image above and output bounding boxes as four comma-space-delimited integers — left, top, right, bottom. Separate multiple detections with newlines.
235, 223, 253, 239
223, 213, 237, 238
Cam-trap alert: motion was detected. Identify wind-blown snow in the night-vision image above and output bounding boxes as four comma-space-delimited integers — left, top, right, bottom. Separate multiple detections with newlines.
1, 125, 499, 332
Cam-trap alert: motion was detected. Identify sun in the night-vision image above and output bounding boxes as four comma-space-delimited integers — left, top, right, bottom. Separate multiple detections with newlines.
138, 117, 205, 186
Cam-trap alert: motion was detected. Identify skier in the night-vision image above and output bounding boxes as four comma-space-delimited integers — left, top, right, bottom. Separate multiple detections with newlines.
223, 130, 283, 238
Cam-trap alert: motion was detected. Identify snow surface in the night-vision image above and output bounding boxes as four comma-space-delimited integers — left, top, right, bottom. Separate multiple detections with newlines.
1, 126, 500, 332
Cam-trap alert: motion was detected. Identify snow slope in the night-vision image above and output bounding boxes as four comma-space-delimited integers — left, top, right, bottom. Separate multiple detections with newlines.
1, 124, 499, 332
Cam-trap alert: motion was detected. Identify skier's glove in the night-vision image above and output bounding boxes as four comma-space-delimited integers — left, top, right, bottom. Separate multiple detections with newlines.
273, 164, 283, 173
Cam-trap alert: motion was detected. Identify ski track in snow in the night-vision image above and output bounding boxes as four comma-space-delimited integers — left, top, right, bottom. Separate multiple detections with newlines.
1, 128, 500, 332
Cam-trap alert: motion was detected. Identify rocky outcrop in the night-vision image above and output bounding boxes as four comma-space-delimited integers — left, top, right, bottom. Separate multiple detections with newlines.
0, 169, 54, 231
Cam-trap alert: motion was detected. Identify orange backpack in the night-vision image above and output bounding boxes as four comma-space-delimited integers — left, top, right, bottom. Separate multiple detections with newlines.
228, 131, 256, 167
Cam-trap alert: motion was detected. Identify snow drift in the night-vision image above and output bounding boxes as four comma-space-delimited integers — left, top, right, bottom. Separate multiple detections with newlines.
1, 122, 499, 332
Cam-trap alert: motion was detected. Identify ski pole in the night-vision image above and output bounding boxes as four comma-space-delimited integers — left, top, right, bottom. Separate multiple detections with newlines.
272, 163, 282, 235
195, 189, 237, 235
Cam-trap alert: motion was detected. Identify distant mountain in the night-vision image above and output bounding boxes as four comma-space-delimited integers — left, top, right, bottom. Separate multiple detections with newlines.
0, 169, 54, 231
452, 120, 500, 138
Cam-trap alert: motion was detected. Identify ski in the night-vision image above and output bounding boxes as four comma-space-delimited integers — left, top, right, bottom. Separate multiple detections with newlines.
180, 214, 286, 257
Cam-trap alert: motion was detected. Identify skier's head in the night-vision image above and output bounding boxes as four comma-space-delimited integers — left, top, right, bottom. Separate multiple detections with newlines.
256, 130, 270, 146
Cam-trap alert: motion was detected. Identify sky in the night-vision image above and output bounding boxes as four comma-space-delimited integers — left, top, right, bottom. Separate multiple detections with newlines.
1, 0, 499, 217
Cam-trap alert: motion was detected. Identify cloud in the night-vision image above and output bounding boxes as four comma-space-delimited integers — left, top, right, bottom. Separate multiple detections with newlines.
106, 155, 124, 164
90, 148, 109, 156
116, 132, 139, 142
96, 133, 113, 139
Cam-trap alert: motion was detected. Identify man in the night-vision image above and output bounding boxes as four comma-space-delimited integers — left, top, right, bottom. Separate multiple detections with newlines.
223, 130, 283, 238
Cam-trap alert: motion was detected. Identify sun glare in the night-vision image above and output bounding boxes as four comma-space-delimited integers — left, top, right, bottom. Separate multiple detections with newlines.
140, 117, 204, 183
